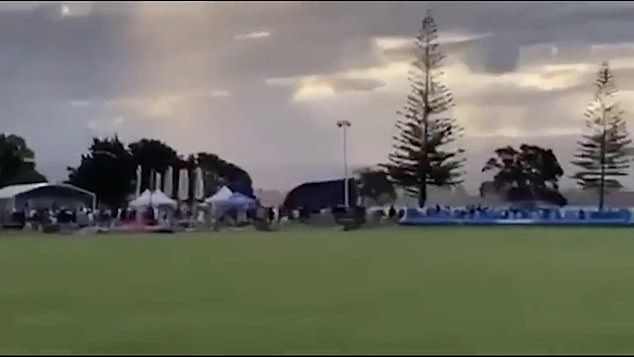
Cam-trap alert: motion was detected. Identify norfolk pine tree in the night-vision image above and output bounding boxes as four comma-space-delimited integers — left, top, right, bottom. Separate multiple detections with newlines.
572, 62, 633, 210
382, 11, 464, 208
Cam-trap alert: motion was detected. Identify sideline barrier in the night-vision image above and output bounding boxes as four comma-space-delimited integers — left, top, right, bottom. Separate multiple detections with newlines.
399, 207, 634, 226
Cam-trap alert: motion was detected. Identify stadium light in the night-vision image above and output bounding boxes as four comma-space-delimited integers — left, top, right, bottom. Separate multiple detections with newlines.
336, 120, 351, 208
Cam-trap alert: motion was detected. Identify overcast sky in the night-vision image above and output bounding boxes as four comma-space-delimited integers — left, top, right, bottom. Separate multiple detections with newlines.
4, 1, 634, 193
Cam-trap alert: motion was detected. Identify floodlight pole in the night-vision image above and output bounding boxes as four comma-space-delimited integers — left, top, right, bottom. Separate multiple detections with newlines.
336, 120, 351, 208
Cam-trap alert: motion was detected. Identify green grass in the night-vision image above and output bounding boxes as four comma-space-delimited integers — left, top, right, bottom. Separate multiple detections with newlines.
2, 226, 634, 354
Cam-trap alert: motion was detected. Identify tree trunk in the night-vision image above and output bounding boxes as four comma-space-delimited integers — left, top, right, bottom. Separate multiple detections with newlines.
418, 32, 431, 210
598, 185, 605, 211
599, 111, 607, 211
418, 183, 427, 208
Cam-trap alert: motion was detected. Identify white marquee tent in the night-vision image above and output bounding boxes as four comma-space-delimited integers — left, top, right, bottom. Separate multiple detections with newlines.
129, 189, 177, 209
204, 186, 233, 205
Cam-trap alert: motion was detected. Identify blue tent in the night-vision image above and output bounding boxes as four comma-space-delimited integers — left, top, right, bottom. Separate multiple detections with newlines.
227, 181, 255, 198
220, 192, 257, 211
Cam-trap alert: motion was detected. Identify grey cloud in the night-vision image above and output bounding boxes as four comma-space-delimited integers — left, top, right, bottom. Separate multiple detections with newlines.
0, 1, 43, 12
380, 47, 414, 64
328, 77, 386, 93
545, 2, 634, 26
68, 100, 94, 108
2, 1, 634, 191
462, 82, 587, 108
459, 82, 590, 137
464, 35, 520, 74
0, 1, 591, 100
380, 33, 491, 64
265, 75, 385, 95
519, 104, 579, 134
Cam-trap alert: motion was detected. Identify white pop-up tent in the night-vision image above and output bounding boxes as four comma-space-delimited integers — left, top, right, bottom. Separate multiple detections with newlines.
204, 186, 233, 205
130, 189, 177, 209
204, 186, 234, 223
205, 186, 257, 214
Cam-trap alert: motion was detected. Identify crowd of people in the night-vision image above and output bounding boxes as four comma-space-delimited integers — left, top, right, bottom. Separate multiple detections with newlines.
5, 207, 105, 230
410, 204, 629, 221
8, 202, 575, 232
2, 203, 292, 232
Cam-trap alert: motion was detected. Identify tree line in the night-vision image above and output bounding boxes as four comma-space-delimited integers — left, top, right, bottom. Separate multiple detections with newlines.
0, 134, 253, 209
377, 11, 633, 209
0, 134, 47, 187
66, 137, 253, 208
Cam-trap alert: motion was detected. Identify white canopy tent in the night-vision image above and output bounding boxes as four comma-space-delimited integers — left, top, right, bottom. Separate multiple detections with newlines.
129, 189, 177, 209
204, 186, 257, 224
204, 186, 233, 205
203, 186, 233, 224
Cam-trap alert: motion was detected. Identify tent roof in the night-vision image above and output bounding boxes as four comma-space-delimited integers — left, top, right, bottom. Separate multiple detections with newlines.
228, 192, 256, 203
130, 189, 177, 208
205, 185, 233, 203
150, 190, 176, 205
0, 182, 95, 200
204, 189, 257, 210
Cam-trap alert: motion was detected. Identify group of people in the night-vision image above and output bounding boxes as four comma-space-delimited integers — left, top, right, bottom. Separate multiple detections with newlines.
4, 207, 112, 230
5, 202, 407, 231
419, 205, 567, 220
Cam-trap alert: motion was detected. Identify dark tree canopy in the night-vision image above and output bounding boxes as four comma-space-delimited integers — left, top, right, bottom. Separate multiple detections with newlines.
128, 139, 180, 192
481, 144, 567, 206
168, 152, 254, 200
0, 137, 30, 186
66, 136, 136, 209
382, 11, 464, 208
354, 167, 396, 205
8, 164, 47, 185
195, 152, 253, 197
67, 136, 254, 207
0, 133, 47, 187
572, 62, 633, 210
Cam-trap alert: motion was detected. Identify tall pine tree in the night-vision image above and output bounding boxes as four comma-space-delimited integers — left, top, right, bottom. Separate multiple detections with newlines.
382, 11, 464, 208
572, 61, 632, 210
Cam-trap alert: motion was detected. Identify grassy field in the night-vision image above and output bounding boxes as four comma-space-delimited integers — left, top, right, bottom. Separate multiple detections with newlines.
2, 226, 634, 354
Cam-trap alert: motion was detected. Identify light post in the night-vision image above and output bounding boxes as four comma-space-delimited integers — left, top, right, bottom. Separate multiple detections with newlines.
336, 120, 351, 208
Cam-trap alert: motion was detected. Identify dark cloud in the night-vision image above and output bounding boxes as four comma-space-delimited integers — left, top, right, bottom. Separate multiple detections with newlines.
463, 81, 587, 107
464, 35, 520, 73
1, 1, 634, 192
380, 34, 491, 64
330, 78, 385, 93
544, 3, 634, 27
